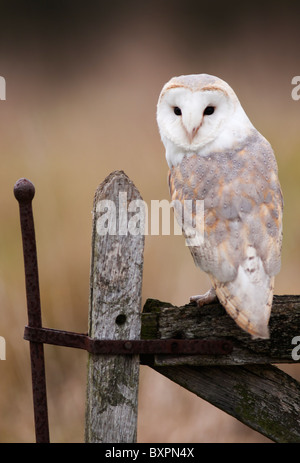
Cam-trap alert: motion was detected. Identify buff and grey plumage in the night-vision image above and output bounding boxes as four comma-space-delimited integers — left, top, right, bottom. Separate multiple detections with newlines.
157, 74, 283, 339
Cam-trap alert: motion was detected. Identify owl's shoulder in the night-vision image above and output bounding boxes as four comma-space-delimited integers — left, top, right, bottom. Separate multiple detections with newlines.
169, 129, 277, 197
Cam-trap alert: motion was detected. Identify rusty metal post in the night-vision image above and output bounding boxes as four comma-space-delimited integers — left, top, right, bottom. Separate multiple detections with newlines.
14, 178, 50, 443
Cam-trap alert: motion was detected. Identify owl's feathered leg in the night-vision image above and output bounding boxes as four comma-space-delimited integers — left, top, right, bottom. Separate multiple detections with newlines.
190, 287, 217, 307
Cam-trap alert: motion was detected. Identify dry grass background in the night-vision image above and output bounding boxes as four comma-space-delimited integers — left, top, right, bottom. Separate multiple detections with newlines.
0, 0, 300, 442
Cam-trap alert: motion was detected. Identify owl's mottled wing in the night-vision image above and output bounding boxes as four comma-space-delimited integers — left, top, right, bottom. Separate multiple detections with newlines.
169, 131, 283, 338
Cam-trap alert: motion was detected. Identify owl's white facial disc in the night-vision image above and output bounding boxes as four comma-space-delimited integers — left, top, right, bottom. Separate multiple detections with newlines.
158, 87, 231, 148
157, 74, 254, 167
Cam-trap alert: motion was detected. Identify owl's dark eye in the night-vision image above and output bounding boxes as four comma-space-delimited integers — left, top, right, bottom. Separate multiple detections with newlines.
174, 106, 182, 116
203, 106, 215, 116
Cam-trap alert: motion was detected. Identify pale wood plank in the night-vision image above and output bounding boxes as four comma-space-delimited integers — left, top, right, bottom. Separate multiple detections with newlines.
85, 171, 145, 443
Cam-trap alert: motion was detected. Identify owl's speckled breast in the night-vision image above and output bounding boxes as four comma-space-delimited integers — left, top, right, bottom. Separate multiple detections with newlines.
168, 131, 283, 279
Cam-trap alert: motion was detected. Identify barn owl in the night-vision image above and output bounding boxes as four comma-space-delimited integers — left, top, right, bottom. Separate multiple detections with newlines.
156, 74, 283, 339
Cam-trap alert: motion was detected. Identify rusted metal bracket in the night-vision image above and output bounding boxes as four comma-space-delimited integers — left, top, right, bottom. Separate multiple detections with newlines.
24, 325, 233, 355
14, 178, 233, 443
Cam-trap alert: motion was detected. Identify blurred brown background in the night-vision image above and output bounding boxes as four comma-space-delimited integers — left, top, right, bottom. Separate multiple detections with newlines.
0, 0, 299, 442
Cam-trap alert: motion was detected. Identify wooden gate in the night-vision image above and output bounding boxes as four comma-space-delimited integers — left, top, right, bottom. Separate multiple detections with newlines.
14, 172, 300, 443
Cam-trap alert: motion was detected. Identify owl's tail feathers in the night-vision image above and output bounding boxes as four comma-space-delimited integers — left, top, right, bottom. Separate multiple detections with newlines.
211, 275, 274, 340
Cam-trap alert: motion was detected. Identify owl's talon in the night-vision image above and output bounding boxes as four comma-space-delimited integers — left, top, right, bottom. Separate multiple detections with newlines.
190, 288, 217, 307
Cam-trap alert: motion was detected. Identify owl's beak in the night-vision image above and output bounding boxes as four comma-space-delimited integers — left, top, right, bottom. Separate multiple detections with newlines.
192, 126, 200, 138
189, 122, 202, 142
182, 116, 203, 142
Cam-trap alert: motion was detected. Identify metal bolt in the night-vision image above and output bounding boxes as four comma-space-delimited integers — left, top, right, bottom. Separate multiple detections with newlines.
124, 341, 132, 350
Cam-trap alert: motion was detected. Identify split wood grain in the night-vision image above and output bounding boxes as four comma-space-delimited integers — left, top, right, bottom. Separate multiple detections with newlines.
85, 171, 145, 443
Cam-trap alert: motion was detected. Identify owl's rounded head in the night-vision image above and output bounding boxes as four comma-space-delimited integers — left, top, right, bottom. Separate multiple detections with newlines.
157, 74, 254, 167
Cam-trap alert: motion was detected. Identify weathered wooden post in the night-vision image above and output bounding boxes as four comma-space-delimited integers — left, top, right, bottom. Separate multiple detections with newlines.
85, 171, 145, 443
